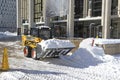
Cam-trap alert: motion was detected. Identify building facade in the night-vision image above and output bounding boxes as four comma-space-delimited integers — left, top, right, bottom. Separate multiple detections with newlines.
17, 0, 120, 39
0, 0, 16, 32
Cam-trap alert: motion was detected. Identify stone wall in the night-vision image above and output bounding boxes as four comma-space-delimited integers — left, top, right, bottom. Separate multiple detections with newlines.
102, 44, 120, 55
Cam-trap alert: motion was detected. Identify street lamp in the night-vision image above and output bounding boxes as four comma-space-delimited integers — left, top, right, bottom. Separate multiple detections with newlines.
89, 23, 95, 37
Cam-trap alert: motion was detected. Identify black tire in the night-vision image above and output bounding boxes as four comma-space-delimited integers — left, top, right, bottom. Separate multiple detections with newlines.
23, 46, 31, 57
31, 48, 39, 60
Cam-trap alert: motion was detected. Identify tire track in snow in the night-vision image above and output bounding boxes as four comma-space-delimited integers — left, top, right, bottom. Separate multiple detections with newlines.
3, 52, 120, 80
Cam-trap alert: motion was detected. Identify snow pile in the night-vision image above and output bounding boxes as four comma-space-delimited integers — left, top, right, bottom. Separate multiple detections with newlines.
79, 38, 105, 57
38, 38, 75, 50
69, 38, 119, 67
0, 31, 19, 41
79, 38, 94, 48
0, 31, 17, 38
68, 38, 105, 67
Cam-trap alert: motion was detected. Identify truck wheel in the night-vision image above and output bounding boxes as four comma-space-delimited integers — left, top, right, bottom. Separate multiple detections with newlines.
31, 48, 39, 60
23, 46, 31, 57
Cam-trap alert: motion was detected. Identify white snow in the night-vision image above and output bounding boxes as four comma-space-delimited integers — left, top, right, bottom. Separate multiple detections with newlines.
79, 38, 105, 58
39, 38, 75, 50
0, 31, 17, 38
37, 25, 51, 29
0, 33, 120, 80
94, 38, 120, 44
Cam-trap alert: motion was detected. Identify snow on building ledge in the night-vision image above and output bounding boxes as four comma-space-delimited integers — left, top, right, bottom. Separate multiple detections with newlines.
94, 38, 120, 55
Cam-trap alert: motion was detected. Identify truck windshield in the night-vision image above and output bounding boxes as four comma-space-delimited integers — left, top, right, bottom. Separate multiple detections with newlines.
39, 29, 51, 39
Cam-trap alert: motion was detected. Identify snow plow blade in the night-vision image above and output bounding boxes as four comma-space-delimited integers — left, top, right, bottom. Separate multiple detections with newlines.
37, 39, 75, 59
38, 47, 74, 58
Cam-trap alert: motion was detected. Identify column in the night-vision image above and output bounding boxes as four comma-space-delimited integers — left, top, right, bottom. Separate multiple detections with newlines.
118, 0, 120, 17
88, 0, 92, 17
101, 0, 111, 39
67, 0, 74, 38
29, 0, 34, 29
83, 0, 88, 17
101, 0, 105, 28
16, 0, 21, 31
43, 0, 50, 26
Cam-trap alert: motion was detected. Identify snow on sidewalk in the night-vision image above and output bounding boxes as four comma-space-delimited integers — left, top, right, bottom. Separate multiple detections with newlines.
1, 56, 120, 80
0, 33, 120, 80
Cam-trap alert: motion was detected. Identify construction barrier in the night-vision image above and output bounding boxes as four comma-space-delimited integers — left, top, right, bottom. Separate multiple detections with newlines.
1, 48, 9, 71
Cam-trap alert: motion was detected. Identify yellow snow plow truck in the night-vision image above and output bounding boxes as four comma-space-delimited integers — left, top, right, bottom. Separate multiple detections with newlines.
22, 26, 75, 60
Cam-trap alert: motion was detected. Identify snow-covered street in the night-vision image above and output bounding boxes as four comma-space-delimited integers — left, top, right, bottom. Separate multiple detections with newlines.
0, 32, 120, 80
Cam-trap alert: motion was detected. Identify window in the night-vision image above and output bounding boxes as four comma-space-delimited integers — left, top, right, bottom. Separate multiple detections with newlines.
34, 0, 43, 23
111, 0, 118, 15
74, 0, 83, 18
21, 0, 28, 21
92, 0, 102, 17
